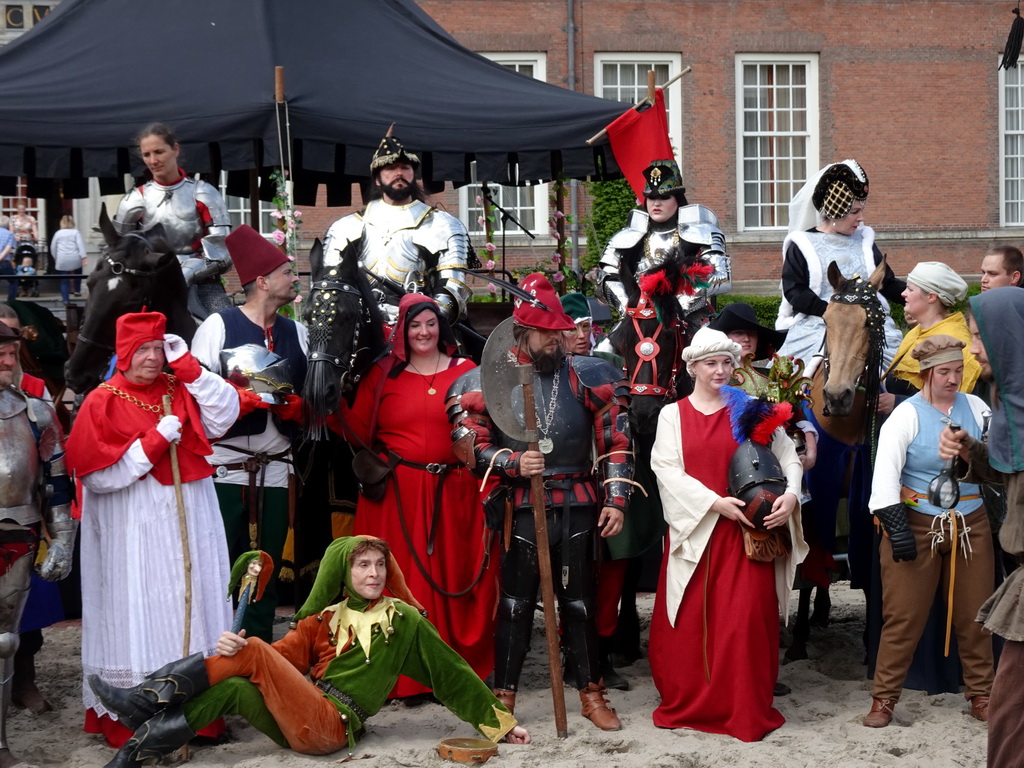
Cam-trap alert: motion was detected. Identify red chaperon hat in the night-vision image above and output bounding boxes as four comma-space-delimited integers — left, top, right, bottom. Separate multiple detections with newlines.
114, 311, 166, 371
512, 273, 575, 331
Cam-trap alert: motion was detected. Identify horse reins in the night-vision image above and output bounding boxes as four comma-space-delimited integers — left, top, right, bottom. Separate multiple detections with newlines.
306, 275, 371, 383
624, 292, 682, 399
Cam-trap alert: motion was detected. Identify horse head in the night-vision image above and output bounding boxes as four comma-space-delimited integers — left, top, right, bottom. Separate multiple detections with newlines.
609, 245, 701, 435
65, 205, 191, 395
818, 257, 888, 419
302, 238, 385, 440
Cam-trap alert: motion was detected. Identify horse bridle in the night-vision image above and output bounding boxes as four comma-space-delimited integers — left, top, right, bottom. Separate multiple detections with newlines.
624, 292, 683, 399
819, 275, 887, 424
306, 274, 373, 387
104, 231, 164, 276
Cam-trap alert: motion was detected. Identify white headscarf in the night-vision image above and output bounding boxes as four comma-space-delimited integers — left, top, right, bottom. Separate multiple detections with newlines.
682, 326, 741, 376
907, 261, 968, 307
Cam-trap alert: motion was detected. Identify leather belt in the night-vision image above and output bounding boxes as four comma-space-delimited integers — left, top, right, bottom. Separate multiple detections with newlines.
213, 449, 291, 549
315, 678, 370, 723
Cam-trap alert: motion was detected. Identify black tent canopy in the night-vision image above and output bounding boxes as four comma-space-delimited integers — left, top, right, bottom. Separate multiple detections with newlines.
0, 0, 624, 205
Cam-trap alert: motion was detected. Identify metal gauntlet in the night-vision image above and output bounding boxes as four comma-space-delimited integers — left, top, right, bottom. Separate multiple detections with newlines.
874, 503, 917, 562
39, 454, 78, 582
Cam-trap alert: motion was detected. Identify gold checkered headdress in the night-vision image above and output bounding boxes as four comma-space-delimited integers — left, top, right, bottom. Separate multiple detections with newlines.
811, 160, 869, 220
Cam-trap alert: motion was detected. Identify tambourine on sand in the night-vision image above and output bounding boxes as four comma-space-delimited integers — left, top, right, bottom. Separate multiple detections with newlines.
437, 737, 499, 764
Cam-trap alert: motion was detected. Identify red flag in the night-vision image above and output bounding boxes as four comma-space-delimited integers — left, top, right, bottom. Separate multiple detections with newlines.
604, 89, 675, 199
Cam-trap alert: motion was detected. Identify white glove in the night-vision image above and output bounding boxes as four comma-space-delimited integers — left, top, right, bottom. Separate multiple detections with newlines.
163, 333, 189, 363
156, 414, 182, 443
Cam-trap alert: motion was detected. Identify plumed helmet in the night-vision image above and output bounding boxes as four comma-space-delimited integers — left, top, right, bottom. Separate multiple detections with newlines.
370, 124, 420, 172
728, 439, 787, 530
811, 160, 869, 220
642, 158, 685, 198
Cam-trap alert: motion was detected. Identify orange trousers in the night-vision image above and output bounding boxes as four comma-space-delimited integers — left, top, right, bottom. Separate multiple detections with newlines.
205, 638, 347, 755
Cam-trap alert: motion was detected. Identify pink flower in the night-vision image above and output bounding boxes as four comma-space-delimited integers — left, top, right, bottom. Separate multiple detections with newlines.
475, 195, 483, 205
553, 210, 566, 219
488, 283, 497, 294
477, 216, 487, 226
271, 230, 286, 245
294, 294, 303, 303
485, 242, 496, 252
270, 210, 284, 220
549, 229, 560, 239
293, 210, 302, 219
286, 255, 296, 262
485, 259, 495, 270
551, 254, 562, 265
552, 271, 565, 283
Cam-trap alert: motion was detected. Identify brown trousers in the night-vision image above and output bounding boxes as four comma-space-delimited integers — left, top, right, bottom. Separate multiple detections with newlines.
989, 640, 1024, 768
206, 638, 347, 755
873, 506, 995, 701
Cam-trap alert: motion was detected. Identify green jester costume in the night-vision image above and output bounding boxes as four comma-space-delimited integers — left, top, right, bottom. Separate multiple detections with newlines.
88, 537, 517, 766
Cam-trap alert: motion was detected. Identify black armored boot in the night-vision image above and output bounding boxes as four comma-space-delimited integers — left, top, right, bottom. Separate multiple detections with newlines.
106, 707, 196, 768
88, 653, 209, 731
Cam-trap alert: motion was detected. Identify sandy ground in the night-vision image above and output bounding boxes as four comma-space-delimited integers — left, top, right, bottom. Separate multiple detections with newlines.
7, 583, 987, 768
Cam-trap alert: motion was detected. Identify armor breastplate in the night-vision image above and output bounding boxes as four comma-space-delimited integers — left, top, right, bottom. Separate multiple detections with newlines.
116, 178, 206, 256
360, 200, 432, 285
496, 364, 593, 474
0, 392, 41, 525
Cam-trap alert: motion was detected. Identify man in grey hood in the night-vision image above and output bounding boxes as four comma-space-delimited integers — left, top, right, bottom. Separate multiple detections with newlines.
940, 286, 1024, 767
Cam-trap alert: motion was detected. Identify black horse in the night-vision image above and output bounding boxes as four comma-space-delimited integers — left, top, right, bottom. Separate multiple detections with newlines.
603, 245, 706, 663
301, 238, 386, 440
64, 206, 193, 395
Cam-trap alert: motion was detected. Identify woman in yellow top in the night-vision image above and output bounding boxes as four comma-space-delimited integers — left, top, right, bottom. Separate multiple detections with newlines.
887, 261, 980, 393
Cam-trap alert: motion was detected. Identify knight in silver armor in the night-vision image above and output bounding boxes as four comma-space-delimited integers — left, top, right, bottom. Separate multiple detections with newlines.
0, 322, 77, 768
321, 126, 470, 325
112, 124, 232, 299
446, 273, 633, 732
598, 158, 731, 325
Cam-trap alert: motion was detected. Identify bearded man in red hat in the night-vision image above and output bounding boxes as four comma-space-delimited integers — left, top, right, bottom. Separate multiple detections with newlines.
191, 224, 308, 642
65, 311, 240, 748
447, 273, 634, 731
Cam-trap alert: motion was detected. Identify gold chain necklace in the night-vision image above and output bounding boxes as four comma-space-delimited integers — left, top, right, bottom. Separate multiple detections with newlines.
99, 375, 177, 413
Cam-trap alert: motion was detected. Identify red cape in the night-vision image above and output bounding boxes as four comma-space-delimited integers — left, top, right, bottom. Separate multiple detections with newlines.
66, 372, 213, 485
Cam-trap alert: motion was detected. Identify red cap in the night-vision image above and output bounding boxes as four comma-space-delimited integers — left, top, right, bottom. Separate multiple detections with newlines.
228, 225, 290, 287
512, 273, 575, 331
115, 311, 166, 371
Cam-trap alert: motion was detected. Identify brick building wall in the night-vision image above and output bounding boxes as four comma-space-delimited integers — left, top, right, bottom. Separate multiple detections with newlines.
294, 0, 1014, 295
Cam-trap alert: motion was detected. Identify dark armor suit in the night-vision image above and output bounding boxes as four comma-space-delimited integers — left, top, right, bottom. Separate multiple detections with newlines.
0, 387, 76, 754
447, 355, 633, 692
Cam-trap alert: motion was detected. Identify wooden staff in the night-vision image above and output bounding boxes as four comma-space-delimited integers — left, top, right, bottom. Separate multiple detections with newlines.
517, 365, 569, 738
162, 395, 192, 657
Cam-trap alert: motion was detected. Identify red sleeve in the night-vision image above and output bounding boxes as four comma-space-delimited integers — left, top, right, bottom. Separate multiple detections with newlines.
337, 363, 383, 446
271, 614, 319, 676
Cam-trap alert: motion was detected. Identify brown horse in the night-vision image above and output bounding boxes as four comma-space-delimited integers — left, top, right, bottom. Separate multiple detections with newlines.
787, 257, 889, 660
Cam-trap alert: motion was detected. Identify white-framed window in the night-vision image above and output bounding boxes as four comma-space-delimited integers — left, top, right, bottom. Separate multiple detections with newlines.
594, 53, 684, 162
735, 54, 819, 231
1001, 62, 1024, 226
459, 53, 548, 238
219, 173, 278, 234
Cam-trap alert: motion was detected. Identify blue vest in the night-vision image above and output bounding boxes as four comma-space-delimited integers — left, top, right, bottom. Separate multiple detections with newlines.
220, 307, 307, 440
903, 393, 983, 516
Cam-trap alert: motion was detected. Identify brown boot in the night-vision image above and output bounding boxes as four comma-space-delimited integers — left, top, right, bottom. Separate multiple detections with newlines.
969, 695, 990, 722
492, 688, 516, 715
862, 697, 897, 728
11, 649, 52, 715
579, 681, 621, 731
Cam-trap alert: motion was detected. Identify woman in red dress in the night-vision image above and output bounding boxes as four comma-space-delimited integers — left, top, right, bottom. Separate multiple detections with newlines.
340, 293, 496, 699
649, 326, 807, 741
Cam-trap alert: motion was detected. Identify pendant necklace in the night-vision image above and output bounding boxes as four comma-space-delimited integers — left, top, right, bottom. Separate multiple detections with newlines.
408, 355, 441, 395
535, 370, 560, 454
